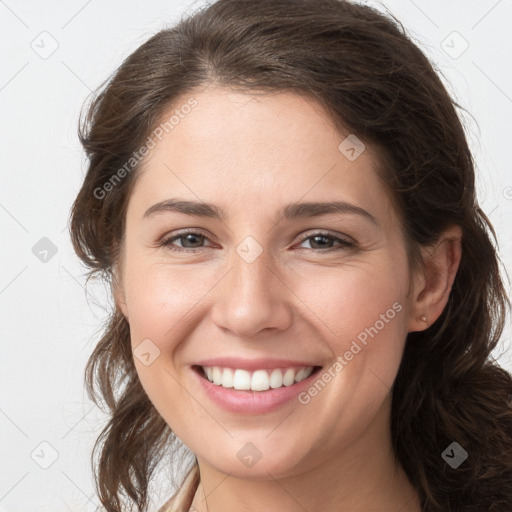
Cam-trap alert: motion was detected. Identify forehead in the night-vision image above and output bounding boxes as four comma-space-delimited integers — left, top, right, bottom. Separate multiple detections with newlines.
128, 87, 393, 222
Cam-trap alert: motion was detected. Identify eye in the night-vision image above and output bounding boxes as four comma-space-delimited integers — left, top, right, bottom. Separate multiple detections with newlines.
296, 232, 354, 251
158, 230, 354, 253
159, 230, 214, 252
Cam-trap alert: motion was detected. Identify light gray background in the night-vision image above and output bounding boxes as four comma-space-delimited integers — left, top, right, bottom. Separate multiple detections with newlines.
1, 1, 511, 511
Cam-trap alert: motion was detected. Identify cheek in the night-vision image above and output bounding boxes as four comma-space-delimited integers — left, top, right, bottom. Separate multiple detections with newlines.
290, 253, 409, 397
286, 264, 408, 447
122, 259, 211, 434
123, 254, 214, 342
292, 252, 408, 338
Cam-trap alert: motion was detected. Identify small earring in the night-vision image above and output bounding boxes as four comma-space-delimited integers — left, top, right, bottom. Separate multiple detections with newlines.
419, 315, 428, 324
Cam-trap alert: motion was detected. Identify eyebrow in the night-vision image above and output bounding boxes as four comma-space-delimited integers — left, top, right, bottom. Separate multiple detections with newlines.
143, 199, 378, 225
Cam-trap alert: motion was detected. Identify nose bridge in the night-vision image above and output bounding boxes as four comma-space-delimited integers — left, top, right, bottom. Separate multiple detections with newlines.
230, 243, 274, 301
210, 239, 292, 337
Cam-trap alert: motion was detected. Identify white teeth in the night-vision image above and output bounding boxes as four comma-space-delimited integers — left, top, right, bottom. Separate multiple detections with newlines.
269, 368, 283, 388
221, 368, 234, 388
251, 370, 270, 391
295, 367, 314, 382
201, 365, 316, 391
282, 368, 295, 386
233, 369, 251, 390
212, 367, 222, 385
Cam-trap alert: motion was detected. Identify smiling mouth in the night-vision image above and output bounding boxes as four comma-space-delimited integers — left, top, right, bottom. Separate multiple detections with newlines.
192, 364, 322, 392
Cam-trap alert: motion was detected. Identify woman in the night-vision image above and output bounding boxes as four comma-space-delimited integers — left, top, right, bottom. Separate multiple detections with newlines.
69, 0, 512, 510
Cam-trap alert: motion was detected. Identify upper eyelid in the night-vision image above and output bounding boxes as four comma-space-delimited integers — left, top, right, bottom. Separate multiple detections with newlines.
160, 228, 215, 243
296, 231, 352, 243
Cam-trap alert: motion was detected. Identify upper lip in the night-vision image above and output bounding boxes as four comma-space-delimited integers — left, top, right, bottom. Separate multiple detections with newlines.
193, 357, 321, 371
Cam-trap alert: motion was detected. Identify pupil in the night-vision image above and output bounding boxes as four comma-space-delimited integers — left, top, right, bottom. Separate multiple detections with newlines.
184, 234, 202, 248
311, 235, 330, 248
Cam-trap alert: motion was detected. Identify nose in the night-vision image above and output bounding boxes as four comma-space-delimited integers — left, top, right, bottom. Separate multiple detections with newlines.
210, 247, 294, 339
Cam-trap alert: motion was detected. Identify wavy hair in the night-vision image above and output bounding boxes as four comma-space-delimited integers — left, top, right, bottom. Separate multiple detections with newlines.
69, 0, 512, 510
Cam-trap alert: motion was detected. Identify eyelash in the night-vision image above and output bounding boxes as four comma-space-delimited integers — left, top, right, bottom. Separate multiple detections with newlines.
158, 229, 354, 253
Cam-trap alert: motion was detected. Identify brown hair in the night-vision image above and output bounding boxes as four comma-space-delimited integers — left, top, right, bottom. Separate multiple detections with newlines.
69, 0, 512, 510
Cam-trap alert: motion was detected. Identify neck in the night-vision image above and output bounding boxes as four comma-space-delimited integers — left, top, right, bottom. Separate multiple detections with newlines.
189, 396, 421, 512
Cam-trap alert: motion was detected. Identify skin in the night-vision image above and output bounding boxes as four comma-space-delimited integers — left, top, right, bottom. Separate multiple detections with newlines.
115, 86, 462, 511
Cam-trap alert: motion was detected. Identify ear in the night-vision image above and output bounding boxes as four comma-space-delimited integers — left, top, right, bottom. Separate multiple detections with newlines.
112, 263, 129, 320
407, 225, 462, 333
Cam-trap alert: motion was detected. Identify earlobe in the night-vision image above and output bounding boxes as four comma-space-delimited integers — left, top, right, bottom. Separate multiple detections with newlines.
408, 225, 462, 333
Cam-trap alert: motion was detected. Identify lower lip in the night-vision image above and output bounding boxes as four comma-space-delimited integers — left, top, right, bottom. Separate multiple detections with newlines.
193, 366, 321, 414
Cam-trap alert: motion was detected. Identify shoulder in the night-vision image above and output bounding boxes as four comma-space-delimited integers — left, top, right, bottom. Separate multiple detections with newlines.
157, 463, 200, 512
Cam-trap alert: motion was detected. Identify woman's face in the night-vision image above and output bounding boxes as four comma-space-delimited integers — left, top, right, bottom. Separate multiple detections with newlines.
117, 86, 419, 479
